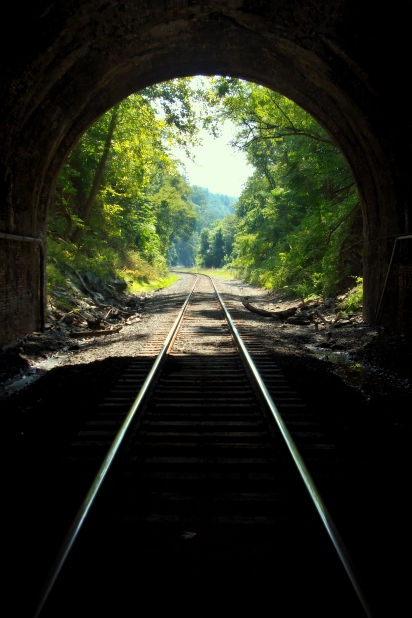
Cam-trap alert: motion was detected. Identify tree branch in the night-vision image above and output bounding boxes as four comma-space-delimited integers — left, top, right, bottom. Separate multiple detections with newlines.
325, 203, 360, 246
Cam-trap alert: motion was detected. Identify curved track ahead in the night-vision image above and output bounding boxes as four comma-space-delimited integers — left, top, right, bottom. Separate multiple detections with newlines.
36, 275, 371, 617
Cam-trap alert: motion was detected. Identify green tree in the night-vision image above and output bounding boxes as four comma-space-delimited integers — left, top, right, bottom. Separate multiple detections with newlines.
197, 215, 236, 268
49, 80, 202, 283
198, 229, 212, 267
151, 173, 197, 253
212, 228, 225, 267
212, 78, 361, 297
70, 105, 119, 244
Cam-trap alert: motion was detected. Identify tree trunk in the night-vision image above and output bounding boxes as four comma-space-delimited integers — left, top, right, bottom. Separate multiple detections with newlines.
70, 105, 119, 244
61, 197, 73, 240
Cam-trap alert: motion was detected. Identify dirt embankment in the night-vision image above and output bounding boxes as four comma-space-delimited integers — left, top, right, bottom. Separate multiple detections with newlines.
217, 277, 412, 398
0, 274, 190, 388
2, 273, 411, 409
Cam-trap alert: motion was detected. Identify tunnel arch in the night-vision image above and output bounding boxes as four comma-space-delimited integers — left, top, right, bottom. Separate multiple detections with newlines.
1, 1, 411, 343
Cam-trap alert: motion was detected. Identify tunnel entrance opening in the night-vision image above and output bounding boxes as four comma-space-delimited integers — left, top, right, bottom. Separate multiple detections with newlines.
46, 75, 362, 324
1, 2, 411, 345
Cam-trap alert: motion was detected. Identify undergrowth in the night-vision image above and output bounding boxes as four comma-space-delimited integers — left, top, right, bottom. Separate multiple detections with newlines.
47, 237, 175, 295
338, 277, 363, 313
127, 272, 179, 293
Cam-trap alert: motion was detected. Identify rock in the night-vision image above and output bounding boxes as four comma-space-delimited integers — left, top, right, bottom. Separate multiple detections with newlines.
87, 317, 104, 329
83, 271, 105, 292
62, 314, 75, 325
108, 278, 128, 293
0, 351, 30, 379
286, 316, 311, 325
299, 310, 315, 320
21, 341, 45, 356
66, 280, 82, 295
1, 341, 21, 353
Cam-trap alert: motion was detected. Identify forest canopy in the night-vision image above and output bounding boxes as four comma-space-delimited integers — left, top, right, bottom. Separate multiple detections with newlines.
48, 77, 362, 301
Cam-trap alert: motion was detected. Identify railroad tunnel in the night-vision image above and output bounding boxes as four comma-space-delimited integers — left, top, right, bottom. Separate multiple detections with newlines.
1, 1, 411, 345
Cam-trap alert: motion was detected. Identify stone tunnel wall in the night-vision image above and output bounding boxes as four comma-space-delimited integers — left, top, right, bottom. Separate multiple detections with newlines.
378, 237, 412, 334
0, 1, 411, 343
0, 241, 41, 342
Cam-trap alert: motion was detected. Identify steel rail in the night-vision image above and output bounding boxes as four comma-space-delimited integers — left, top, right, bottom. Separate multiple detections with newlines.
209, 276, 374, 618
33, 275, 198, 618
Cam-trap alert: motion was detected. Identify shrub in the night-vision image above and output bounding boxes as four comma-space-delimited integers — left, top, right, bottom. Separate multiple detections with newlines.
338, 277, 363, 313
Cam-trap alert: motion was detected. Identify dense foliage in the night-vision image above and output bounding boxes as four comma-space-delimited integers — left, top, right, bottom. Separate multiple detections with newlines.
48, 81, 203, 289
48, 76, 363, 302
200, 79, 362, 298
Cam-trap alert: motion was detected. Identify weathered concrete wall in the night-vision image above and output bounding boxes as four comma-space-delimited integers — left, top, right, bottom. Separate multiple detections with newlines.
1, 1, 411, 343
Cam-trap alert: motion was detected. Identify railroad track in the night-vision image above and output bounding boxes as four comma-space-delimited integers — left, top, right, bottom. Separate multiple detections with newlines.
35, 275, 372, 617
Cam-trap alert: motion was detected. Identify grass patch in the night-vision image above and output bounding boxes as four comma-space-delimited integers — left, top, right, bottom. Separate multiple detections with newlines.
47, 261, 69, 291
127, 272, 179, 293
338, 277, 363, 314
174, 267, 238, 280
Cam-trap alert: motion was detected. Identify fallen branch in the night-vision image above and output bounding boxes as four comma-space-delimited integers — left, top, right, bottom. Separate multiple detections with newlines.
116, 307, 134, 315
314, 309, 330, 325
104, 307, 113, 319
286, 316, 311, 325
273, 307, 298, 319
242, 299, 299, 320
69, 326, 122, 338
242, 300, 279, 318
330, 320, 352, 329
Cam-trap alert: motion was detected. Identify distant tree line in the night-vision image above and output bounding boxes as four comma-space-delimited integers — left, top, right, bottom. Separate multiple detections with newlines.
168, 187, 237, 267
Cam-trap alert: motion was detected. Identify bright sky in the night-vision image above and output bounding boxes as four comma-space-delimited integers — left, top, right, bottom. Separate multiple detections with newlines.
171, 120, 253, 198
